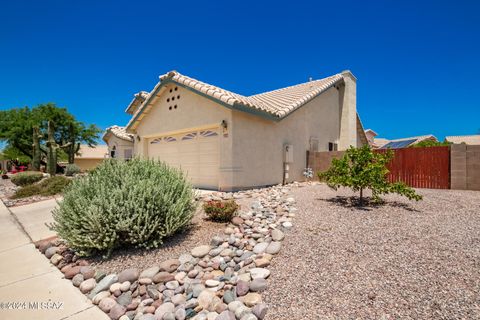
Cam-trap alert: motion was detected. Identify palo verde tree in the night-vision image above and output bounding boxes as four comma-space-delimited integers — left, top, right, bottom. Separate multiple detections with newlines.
319, 145, 422, 205
0, 103, 101, 170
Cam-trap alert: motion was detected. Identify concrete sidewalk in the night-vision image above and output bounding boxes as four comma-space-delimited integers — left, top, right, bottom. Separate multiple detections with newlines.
0, 200, 108, 320
9, 198, 59, 242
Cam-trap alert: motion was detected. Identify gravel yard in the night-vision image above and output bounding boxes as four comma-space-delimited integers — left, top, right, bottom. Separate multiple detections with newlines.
89, 207, 224, 274
265, 183, 480, 319
89, 195, 255, 274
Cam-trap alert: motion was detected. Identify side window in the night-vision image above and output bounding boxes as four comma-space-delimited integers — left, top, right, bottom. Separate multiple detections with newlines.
328, 142, 338, 151
110, 146, 116, 158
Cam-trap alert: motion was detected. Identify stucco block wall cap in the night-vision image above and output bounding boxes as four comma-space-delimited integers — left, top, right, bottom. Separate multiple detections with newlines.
127, 70, 353, 130
446, 135, 480, 145
103, 125, 134, 142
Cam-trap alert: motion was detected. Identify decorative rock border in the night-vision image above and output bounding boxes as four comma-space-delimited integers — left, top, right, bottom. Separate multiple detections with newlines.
36, 184, 298, 320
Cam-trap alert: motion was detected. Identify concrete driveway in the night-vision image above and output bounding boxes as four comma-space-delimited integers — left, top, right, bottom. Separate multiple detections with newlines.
0, 200, 108, 320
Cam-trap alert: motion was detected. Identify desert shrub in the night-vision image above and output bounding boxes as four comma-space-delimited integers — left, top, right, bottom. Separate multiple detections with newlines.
319, 145, 422, 205
10, 171, 43, 186
51, 158, 196, 257
65, 164, 81, 176
11, 184, 41, 199
203, 200, 239, 222
38, 176, 71, 196
11, 176, 71, 199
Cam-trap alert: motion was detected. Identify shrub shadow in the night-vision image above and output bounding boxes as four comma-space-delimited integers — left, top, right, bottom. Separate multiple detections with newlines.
319, 196, 420, 212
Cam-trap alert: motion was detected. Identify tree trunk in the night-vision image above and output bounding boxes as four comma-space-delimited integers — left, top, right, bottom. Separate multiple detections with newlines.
32, 126, 41, 171
359, 188, 363, 206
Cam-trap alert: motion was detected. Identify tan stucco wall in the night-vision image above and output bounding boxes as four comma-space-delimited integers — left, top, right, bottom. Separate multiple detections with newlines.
338, 74, 357, 149
229, 86, 343, 189
132, 84, 234, 189
74, 159, 103, 171
105, 135, 134, 160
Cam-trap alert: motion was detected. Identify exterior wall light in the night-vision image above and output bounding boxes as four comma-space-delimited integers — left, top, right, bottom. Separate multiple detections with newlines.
221, 120, 228, 135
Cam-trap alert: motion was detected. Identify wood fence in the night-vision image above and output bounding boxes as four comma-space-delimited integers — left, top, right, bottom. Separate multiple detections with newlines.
378, 146, 450, 189
307, 146, 451, 189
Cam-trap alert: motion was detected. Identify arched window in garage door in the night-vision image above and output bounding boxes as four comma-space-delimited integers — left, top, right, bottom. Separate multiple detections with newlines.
200, 130, 218, 138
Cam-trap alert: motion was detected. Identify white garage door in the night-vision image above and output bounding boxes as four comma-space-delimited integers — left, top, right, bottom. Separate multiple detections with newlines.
148, 129, 220, 189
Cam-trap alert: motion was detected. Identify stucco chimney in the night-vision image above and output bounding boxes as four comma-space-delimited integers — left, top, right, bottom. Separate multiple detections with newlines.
338, 70, 358, 150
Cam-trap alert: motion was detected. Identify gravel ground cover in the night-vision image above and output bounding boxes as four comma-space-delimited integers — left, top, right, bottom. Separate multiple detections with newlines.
265, 183, 480, 319
89, 207, 225, 274
88, 194, 257, 274
87, 191, 286, 279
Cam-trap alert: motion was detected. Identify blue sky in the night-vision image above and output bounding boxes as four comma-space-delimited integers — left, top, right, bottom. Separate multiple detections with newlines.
1, 0, 479, 143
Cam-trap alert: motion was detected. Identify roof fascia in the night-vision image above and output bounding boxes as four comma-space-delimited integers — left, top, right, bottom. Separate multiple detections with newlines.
127, 79, 281, 131
127, 73, 345, 130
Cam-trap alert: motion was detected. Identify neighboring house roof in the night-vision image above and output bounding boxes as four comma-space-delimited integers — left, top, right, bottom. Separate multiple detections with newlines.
127, 70, 352, 131
125, 91, 149, 115
379, 135, 437, 149
103, 125, 134, 143
373, 138, 390, 148
76, 145, 108, 159
445, 135, 480, 145
365, 129, 378, 136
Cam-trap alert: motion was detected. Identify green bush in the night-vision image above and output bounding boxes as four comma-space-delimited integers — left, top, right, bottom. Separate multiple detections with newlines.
10, 171, 43, 186
38, 176, 71, 195
203, 200, 239, 222
11, 184, 41, 199
11, 176, 71, 199
51, 158, 196, 257
65, 164, 81, 176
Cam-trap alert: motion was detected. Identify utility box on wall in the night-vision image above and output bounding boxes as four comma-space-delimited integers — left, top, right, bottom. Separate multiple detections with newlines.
284, 144, 293, 163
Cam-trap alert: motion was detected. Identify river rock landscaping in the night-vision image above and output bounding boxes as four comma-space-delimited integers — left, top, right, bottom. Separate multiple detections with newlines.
0, 174, 65, 207
36, 183, 299, 320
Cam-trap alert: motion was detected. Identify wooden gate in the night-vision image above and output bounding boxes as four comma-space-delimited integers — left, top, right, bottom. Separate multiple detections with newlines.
307, 146, 451, 189
377, 146, 450, 189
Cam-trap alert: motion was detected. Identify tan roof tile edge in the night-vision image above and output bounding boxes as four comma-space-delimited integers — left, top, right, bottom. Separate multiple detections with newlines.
127, 71, 345, 131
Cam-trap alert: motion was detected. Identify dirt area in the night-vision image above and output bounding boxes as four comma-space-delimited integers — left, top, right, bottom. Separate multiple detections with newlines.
265, 183, 480, 319
88, 195, 255, 274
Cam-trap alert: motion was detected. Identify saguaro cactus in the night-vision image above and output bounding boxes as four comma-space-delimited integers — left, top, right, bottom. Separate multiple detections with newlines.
46, 120, 59, 176
32, 126, 42, 171
63, 123, 80, 164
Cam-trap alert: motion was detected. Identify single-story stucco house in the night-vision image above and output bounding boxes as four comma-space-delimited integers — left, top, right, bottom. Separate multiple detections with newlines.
73, 144, 108, 171
104, 70, 367, 191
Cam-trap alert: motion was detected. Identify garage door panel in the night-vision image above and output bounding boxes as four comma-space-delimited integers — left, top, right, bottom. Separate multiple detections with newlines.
148, 128, 219, 189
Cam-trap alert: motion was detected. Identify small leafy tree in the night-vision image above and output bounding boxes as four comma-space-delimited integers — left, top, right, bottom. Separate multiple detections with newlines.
410, 140, 451, 148
0, 103, 101, 169
319, 145, 422, 205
